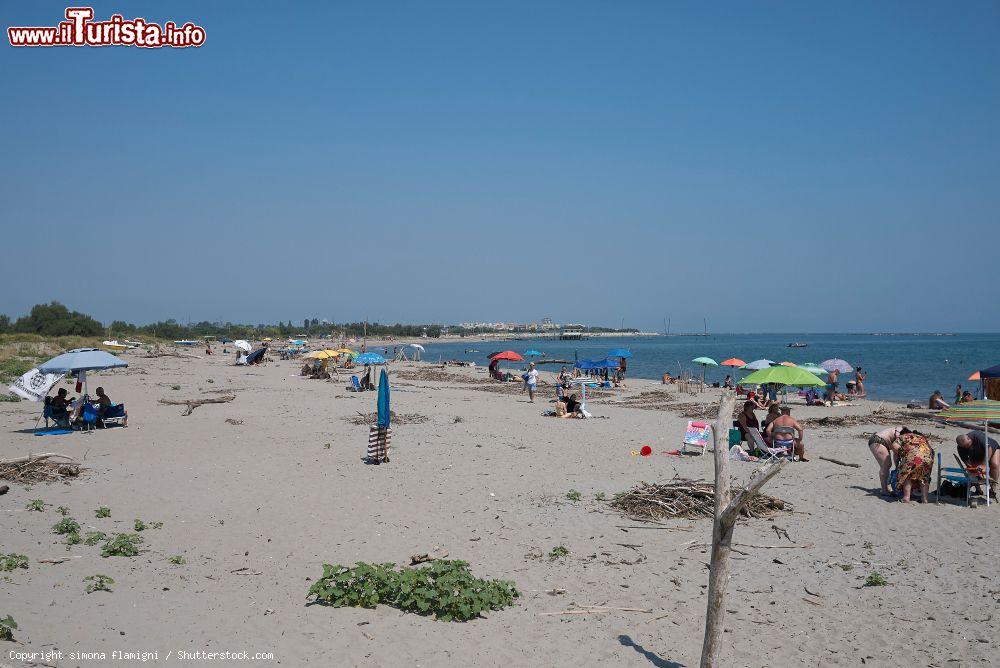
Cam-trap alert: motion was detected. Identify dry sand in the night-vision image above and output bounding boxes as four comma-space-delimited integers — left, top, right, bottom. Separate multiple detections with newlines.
1, 351, 997, 667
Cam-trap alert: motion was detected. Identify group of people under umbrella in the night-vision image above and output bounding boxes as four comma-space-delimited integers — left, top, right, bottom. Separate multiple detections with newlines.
687, 356, 865, 405
6, 348, 129, 431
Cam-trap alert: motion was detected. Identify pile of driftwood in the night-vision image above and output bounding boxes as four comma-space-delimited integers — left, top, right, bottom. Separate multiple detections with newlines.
393, 369, 473, 384
0, 453, 81, 483
616, 390, 674, 411
610, 479, 790, 522
800, 404, 917, 429
671, 402, 741, 420
345, 411, 430, 426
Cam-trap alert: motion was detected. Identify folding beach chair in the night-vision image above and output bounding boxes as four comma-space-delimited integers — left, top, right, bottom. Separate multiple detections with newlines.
936, 452, 988, 507
100, 404, 127, 428
681, 421, 711, 455
366, 425, 392, 464
347, 375, 362, 392
746, 427, 789, 462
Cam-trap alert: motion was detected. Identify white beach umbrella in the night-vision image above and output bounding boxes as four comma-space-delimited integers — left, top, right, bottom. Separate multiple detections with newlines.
234, 340, 252, 353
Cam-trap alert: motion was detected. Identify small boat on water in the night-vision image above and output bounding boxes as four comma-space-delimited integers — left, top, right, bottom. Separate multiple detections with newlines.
465, 349, 480, 353
787, 342, 808, 348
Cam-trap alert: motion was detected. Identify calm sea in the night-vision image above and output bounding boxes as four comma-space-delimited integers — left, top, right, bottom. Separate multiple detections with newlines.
418, 333, 999, 403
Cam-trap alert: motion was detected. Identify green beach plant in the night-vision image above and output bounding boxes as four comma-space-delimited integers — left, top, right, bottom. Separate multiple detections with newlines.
26, 499, 45, 512
548, 545, 569, 560
565, 489, 582, 502
101, 533, 143, 558
0, 615, 16, 641
95, 506, 111, 518
864, 571, 888, 587
168, 555, 186, 565
84, 574, 114, 593
0, 554, 28, 572
53, 517, 80, 535
307, 560, 519, 622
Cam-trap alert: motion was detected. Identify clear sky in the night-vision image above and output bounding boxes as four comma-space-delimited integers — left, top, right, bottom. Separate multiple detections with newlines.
2, 1, 998, 332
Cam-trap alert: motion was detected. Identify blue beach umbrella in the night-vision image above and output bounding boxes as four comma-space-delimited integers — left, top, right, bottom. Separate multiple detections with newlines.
740, 359, 776, 371
592, 358, 620, 369
524, 350, 543, 357
608, 348, 632, 359
377, 368, 391, 429
38, 348, 128, 374
575, 359, 599, 370
355, 352, 387, 365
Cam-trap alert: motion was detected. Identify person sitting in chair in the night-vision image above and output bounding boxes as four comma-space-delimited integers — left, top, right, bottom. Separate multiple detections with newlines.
92, 386, 127, 427
360, 365, 374, 391
957, 431, 999, 497
735, 401, 760, 444
766, 407, 807, 461
929, 390, 950, 410
48, 388, 75, 426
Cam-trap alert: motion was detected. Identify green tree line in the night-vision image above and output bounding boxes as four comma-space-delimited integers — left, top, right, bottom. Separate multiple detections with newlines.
0, 303, 442, 340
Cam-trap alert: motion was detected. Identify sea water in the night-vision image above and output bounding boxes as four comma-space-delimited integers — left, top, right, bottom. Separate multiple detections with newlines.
419, 333, 999, 403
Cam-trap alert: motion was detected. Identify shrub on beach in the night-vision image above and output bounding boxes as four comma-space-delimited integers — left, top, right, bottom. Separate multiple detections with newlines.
308, 560, 519, 622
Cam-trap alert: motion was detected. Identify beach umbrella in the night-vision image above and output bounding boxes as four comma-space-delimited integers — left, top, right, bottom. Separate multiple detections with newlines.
778, 361, 797, 367
234, 340, 252, 353
304, 350, 333, 360
575, 359, 598, 370
592, 359, 619, 369
937, 400, 1000, 506
608, 348, 632, 359
741, 359, 775, 371
799, 363, 827, 376
524, 349, 543, 357
721, 358, 746, 368
739, 365, 826, 389
820, 358, 853, 373
490, 350, 524, 362
408, 344, 425, 352
355, 352, 387, 365
376, 368, 391, 429
692, 357, 718, 385
968, 371, 981, 381
38, 349, 127, 374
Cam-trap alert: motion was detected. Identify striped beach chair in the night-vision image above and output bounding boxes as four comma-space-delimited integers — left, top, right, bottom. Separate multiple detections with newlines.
367, 426, 392, 464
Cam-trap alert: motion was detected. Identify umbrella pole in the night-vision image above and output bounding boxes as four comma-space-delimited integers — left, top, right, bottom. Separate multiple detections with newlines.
986, 420, 991, 507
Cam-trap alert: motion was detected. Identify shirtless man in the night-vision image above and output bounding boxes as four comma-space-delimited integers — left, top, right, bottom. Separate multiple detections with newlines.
766, 407, 807, 461
868, 426, 905, 495
929, 390, 949, 409
826, 369, 840, 401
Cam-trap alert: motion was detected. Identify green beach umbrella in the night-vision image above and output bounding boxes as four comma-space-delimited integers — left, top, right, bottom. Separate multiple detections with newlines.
739, 365, 826, 388
691, 357, 718, 385
936, 400, 1000, 507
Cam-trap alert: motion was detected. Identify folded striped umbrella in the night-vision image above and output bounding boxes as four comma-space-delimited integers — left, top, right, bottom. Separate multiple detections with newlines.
936, 400, 1000, 422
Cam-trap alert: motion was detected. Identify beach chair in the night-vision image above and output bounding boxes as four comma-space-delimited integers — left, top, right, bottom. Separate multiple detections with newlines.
100, 404, 127, 428
347, 375, 362, 392
681, 421, 712, 455
746, 427, 789, 462
37, 400, 70, 430
936, 452, 988, 507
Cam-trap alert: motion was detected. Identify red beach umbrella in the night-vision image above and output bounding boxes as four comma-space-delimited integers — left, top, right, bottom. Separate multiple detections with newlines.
490, 350, 524, 362
721, 358, 745, 368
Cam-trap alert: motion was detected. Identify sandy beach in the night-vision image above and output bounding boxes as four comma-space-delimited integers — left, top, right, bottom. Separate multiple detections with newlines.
1, 351, 997, 667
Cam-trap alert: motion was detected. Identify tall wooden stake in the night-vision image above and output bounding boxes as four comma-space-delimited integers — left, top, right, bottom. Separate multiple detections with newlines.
700, 392, 786, 668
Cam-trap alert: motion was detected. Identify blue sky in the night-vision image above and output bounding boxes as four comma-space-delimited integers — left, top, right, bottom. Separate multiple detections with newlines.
2, 1, 998, 332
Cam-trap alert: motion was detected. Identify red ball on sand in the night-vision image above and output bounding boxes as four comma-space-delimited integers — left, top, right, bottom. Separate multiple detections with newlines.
640, 445, 652, 456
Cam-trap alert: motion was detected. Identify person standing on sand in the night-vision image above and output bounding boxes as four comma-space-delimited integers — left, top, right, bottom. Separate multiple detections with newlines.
868, 426, 906, 495
855, 367, 866, 396
525, 362, 538, 402
826, 368, 840, 401
955, 385, 963, 405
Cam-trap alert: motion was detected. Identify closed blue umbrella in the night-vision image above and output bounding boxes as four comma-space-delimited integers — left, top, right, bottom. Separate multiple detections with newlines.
608, 348, 632, 359
355, 352, 387, 365
38, 348, 128, 374
377, 368, 391, 428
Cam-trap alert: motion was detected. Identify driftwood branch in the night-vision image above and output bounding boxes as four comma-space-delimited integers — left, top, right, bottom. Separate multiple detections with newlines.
158, 394, 235, 416
818, 456, 861, 468
0, 453, 76, 465
701, 392, 786, 668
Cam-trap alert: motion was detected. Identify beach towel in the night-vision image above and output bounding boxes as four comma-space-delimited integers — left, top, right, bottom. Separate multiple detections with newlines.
898, 433, 933, 486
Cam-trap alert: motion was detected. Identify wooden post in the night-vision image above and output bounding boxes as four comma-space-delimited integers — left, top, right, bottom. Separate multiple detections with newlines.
700, 392, 786, 668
